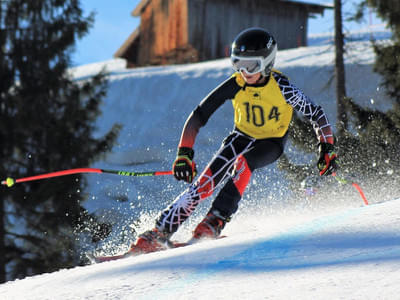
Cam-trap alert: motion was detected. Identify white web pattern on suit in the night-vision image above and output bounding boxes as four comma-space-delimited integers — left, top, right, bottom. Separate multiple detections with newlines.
273, 72, 333, 143
157, 131, 255, 233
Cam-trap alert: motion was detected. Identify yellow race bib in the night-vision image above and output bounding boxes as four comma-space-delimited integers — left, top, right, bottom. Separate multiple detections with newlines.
232, 71, 293, 139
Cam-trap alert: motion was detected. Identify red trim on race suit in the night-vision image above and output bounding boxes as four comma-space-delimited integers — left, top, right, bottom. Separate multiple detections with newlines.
232, 155, 252, 195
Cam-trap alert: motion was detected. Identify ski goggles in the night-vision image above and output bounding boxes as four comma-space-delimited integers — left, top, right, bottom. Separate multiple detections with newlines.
231, 55, 265, 75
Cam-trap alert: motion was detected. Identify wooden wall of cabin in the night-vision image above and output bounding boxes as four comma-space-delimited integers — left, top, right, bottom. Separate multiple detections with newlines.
137, 0, 196, 65
187, 0, 308, 61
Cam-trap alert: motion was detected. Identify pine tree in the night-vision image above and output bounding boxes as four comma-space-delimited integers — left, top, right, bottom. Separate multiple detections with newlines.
365, 1, 400, 100
0, 0, 120, 282
335, 0, 349, 137
279, 1, 400, 200
343, 1, 400, 175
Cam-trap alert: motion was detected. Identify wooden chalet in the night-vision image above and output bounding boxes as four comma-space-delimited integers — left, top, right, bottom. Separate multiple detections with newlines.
115, 0, 332, 68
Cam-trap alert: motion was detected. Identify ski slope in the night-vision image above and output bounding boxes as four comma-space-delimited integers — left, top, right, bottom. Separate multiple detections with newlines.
0, 198, 399, 299
1, 28, 400, 298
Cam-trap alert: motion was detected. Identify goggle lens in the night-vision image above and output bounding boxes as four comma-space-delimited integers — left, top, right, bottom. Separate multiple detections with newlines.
231, 56, 263, 75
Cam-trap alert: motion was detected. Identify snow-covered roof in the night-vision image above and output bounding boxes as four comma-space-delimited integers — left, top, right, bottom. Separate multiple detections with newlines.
284, 0, 333, 9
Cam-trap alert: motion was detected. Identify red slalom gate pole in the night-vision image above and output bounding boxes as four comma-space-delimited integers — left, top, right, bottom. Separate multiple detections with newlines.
351, 182, 369, 206
1, 168, 173, 187
332, 173, 369, 205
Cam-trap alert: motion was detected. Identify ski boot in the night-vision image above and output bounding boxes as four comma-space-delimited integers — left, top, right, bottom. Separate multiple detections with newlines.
128, 228, 172, 255
192, 209, 230, 241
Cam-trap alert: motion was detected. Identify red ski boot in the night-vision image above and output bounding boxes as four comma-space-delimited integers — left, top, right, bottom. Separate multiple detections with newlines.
90, 228, 172, 263
192, 209, 229, 240
128, 228, 171, 255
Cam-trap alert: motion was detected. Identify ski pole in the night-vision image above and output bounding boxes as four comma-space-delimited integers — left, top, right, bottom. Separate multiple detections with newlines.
1, 168, 173, 188
332, 172, 369, 205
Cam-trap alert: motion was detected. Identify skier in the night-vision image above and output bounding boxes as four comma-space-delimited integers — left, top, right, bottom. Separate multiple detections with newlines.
129, 27, 337, 253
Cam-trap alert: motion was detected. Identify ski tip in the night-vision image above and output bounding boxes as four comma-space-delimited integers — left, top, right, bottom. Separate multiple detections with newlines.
85, 252, 114, 264
84, 253, 97, 265
86, 251, 137, 264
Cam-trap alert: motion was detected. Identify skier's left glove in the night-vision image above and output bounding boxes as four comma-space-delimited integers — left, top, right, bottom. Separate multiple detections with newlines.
173, 147, 197, 183
317, 143, 337, 176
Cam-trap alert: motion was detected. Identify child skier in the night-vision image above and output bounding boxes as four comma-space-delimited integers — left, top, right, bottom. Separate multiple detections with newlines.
129, 27, 337, 253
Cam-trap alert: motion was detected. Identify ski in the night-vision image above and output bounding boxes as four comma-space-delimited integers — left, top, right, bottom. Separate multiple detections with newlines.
88, 236, 227, 264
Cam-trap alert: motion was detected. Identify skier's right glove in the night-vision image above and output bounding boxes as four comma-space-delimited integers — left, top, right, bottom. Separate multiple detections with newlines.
317, 143, 338, 176
173, 147, 197, 183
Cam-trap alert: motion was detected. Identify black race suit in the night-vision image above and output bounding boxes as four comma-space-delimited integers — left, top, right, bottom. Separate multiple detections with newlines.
156, 70, 333, 234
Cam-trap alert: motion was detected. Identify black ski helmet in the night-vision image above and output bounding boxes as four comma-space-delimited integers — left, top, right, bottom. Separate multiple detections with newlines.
231, 27, 277, 76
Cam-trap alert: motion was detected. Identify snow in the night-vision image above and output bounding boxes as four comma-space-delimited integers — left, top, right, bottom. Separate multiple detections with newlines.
2, 32, 400, 298
1, 199, 399, 299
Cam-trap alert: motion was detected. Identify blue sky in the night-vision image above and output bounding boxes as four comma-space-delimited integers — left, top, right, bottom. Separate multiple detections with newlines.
72, 0, 383, 67
72, 0, 141, 67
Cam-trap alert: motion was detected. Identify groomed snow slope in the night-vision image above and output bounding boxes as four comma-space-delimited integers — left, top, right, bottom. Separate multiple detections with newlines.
0, 198, 399, 299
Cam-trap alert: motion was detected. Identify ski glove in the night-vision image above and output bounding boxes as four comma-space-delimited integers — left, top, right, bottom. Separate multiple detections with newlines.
173, 147, 197, 183
317, 143, 337, 176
